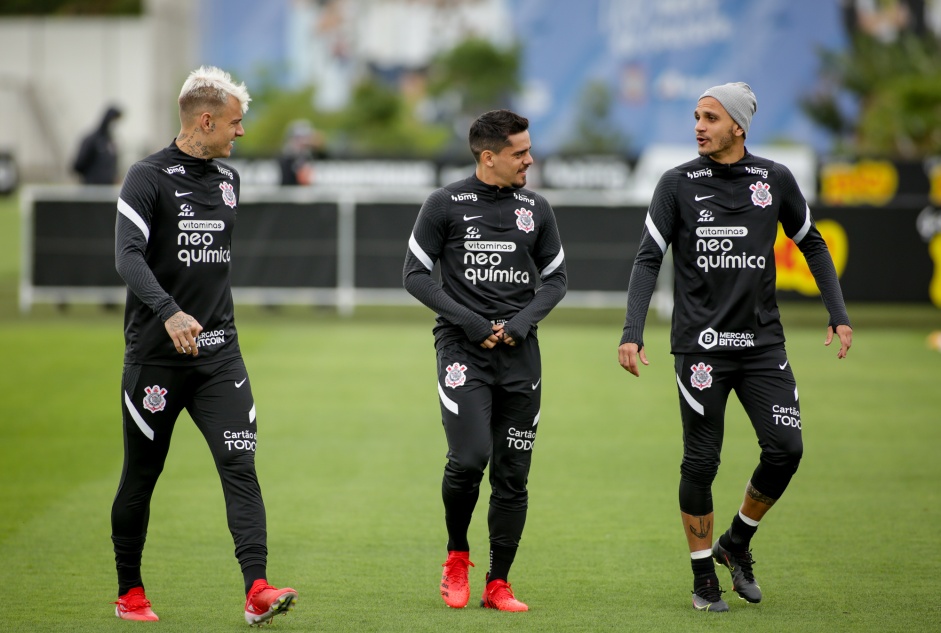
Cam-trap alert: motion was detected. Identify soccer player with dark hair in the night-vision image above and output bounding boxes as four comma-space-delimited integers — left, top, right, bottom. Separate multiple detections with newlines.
404, 109, 567, 612
111, 66, 296, 626
618, 82, 853, 612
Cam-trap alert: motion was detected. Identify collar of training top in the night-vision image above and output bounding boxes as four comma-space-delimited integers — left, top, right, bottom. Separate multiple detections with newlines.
463, 173, 529, 200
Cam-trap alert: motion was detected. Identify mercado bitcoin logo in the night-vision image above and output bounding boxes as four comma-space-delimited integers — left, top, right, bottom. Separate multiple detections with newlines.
774, 219, 848, 296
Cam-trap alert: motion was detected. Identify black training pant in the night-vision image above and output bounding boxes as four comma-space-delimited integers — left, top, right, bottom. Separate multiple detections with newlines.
673, 346, 804, 516
111, 356, 267, 588
436, 335, 542, 550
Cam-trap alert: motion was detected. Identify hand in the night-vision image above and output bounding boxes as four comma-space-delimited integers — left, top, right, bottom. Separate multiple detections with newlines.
165, 310, 203, 356
618, 342, 648, 377
495, 324, 517, 347
825, 324, 853, 359
481, 324, 516, 348
480, 327, 502, 349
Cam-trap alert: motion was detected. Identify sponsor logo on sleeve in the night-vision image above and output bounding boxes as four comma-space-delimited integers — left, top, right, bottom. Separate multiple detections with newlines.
216, 164, 234, 180
164, 165, 185, 175
452, 193, 478, 202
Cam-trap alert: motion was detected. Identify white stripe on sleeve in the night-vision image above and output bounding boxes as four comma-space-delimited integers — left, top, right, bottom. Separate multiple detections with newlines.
408, 232, 434, 271
645, 212, 667, 254
792, 203, 812, 244
118, 198, 151, 242
539, 247, 565, 279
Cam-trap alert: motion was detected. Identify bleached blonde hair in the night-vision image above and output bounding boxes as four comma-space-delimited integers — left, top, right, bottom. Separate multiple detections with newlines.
178, 65, 251, 121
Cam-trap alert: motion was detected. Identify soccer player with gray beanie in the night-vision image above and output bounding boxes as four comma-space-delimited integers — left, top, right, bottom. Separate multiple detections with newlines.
618, 82, 853, 611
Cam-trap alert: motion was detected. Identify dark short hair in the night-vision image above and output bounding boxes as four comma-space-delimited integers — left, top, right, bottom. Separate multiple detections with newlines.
468, 109, 529, 162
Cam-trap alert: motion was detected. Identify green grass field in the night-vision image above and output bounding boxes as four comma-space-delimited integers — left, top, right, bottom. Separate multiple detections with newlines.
1, 193, 940, 632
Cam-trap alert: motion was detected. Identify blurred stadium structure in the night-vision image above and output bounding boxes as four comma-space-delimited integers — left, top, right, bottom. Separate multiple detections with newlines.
6, 0, 937, 184
4, 0, 941, 310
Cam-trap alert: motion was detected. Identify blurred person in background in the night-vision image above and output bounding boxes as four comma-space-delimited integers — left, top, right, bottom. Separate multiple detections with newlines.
404, 109, 567, 613
617, 82, 853, 612
110, 65, 297, 626
73, 104, 122, 184
278, 119, 326, 185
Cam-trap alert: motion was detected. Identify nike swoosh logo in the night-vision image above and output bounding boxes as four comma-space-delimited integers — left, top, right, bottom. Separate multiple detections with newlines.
778, 360, 789, 370
463, 214, 482, 221
175, 190, 192, 197
531, 378, 541, 390
694, 194, 714, 201
235, 378, 247, 388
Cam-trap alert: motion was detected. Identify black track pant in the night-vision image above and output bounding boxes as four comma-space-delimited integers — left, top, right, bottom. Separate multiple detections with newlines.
435, 335, 542, 551
673, 346, 803, 516
111, 357, 267, 590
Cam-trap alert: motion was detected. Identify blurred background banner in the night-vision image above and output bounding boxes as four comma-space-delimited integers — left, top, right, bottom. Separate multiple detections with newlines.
198, 0, 847, 156
4, 0, 941, 308
513, 0, 846, 156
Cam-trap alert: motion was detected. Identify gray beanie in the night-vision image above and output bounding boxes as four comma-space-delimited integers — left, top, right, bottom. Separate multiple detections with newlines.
699, 82, 757, 137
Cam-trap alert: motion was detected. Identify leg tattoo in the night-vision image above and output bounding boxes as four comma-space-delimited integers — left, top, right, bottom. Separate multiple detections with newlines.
688, 516, 711, 539
746, 481, 778, 507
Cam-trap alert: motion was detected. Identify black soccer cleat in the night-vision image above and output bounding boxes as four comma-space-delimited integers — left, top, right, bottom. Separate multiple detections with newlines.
713, 539, 762, 603
691, 577, 729, 612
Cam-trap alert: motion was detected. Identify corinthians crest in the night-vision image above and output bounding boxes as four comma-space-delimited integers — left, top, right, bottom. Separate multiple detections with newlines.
143, 385, 168, 413
749, 181, 772, 208
690, 362, 713, 391
219, 181, 237, 209
444, 362, 468, 388
515, 208, 535, 233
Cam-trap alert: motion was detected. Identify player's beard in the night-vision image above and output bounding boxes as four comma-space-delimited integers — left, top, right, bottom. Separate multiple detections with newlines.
698, 125, 736, 159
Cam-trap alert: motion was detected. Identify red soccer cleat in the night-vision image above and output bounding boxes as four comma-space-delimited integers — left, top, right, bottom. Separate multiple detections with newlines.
480, 576, 528, 612
244, 579, 297, 626
440, 551, 475, 608
114, 586, 159, 621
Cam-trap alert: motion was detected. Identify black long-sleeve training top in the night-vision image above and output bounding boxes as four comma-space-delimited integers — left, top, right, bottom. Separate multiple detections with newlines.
115, 142, 242, 366
404, 174, 567, 346
621, 150, 850, 354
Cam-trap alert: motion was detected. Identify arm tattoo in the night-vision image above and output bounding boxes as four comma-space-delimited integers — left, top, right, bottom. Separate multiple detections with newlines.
746, 482, 778, 506
688, 516, 711, 539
